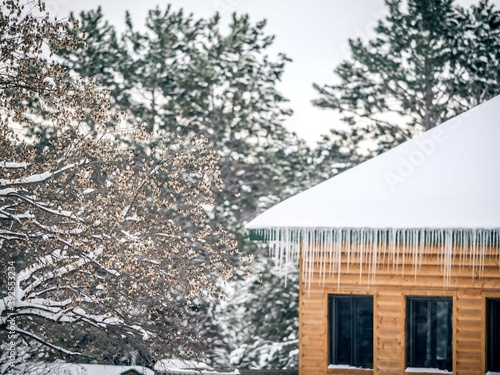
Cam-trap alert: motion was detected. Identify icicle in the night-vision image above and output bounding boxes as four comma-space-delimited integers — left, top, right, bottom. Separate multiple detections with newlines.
395, 230, 400, 275
370, 230, 378, 285
338, 229, 342, 278
359, 229, 364, 283
497, 229, 500, 271
308, 229, 314, 293
388, 229, 395, 270
443, 229, 453, 286
327, 230, 333, 281
471, 229, 477, 278
346, 228, 351, 273
480, 229, 486, 277
380, 230, 386, 267
401, 230, 406, 276
255, 227, 500, 293
413, 229, 426, 280
458, 229, 464, 270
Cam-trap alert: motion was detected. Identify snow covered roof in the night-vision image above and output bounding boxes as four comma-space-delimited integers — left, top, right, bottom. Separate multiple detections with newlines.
247, 95, 500, 232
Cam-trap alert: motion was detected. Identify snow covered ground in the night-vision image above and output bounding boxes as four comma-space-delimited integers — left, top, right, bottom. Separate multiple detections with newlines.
7, 361, 155, 375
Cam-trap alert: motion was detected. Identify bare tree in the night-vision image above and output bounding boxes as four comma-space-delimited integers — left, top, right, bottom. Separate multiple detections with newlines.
0, 1, 236, 371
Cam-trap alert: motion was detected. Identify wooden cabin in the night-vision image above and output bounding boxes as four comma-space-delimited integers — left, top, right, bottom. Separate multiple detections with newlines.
246, 96, 500, 375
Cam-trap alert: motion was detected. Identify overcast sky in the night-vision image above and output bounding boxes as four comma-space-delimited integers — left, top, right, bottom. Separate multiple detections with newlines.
50, 0, 496, 145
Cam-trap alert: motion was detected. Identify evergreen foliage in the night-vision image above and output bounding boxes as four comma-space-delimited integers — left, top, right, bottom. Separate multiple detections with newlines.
313, 0, 500, 155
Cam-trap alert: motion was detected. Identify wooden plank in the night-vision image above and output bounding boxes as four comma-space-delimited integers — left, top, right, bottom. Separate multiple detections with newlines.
300, 335, 325, 345
376, 339, 402, 350
457, 315, 482, 323
377, 330, 401, 339
455, 343, 483, 353
300, 357, 325, 368
302, 345, 325, 356
302, 274, 500, 289
301, 324, 326, 333
301, 302, 325, 311
301, 317, 326, 326
375, 289, 402, 297
375, 309, 400, 318
455, 363, 482, 374
375, 359, 401, 369
457, 307, 481, 317
455, 331, 481, 341
456, 353, 482, 363
377, 317, 400, 326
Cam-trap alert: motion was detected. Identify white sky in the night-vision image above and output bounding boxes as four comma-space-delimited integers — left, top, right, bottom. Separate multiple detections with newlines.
49, 0, 496, 145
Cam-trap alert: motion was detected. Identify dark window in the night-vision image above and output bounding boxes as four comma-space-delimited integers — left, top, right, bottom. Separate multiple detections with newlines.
406, 297, 452, 371
328, 295, 373, 368
487, 298, 500, 372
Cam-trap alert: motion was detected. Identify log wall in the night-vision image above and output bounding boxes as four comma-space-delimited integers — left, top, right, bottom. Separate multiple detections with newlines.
298, 245, 500, 375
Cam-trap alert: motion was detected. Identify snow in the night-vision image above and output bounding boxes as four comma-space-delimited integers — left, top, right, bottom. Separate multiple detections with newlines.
31, 362, 155, 375
247, 96, 500, 230
0, 163, 76, 186
79, 364, 154, 375
405, 367, 452, 374
328, 364, 372, 371
0, 161, 29, 169
154, 359, 239, 374
43, 77, 56, 88
246, 95, 500, 285
0, 188, 17, 195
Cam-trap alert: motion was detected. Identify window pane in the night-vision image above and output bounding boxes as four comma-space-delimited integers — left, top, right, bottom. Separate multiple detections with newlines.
488, 299, 500, 371
354, 298, 373, 367
407, 297, 452, 371
413, 300, 431, 367
435, 301, 452, 370
336, 298, 352, 364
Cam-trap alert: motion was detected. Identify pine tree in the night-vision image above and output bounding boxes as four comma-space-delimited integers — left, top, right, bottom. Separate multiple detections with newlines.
221, 267, 299, 370
313, 0, 500, 155
57, 7, 305, 235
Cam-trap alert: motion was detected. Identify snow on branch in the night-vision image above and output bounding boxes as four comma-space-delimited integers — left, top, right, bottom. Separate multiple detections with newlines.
0, 162, 29, 169
0, 163, 78, 188
12, 328, 88, 358
1, 125, 236, 364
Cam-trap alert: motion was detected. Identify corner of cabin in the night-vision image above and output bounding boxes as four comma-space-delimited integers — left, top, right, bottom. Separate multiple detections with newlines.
246, 97, 500, 374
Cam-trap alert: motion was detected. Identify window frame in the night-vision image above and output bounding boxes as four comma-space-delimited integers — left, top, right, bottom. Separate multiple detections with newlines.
487, 298, 500, 372
328, 294, 374, 369
405, 296, 453, 372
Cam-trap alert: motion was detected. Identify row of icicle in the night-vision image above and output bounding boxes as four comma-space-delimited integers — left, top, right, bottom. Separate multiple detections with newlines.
252, 228, 500, 291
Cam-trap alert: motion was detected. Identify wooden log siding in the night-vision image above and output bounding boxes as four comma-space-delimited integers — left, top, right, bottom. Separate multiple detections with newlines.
298, 244, 500, 375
